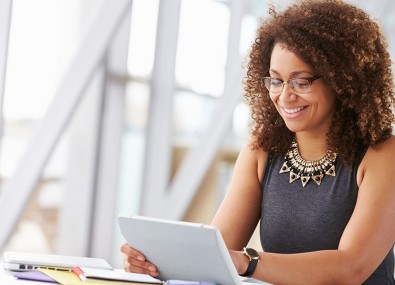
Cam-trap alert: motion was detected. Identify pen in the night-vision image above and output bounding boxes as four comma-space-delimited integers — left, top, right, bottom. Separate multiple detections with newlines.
71, 267, 87, 281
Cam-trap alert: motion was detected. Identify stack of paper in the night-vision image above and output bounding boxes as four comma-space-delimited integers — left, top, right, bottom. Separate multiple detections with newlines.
71, 267, 216, 285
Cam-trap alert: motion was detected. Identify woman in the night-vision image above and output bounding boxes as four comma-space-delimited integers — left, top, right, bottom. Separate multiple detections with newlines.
121, 0, 395, 284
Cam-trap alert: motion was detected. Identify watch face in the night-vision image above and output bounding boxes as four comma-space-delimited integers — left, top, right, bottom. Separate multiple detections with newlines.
245, 248, 259, 259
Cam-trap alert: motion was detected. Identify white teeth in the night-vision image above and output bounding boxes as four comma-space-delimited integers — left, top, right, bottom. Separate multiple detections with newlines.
284, 106, 305, 114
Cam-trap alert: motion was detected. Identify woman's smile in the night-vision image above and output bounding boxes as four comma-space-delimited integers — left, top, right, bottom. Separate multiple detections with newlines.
282, 105, 309, 116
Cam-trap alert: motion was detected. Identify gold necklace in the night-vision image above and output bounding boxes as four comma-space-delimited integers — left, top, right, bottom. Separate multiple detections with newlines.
279, 140, 337, 187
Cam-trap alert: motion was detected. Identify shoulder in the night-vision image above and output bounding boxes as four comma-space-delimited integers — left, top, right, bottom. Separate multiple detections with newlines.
237, 139, 269, 183
240, 138, 268, 161
364, 135, 395, 164
357, 135, 395, 187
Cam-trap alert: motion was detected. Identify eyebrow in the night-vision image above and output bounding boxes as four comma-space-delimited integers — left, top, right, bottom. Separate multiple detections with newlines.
269, 69, 314, 77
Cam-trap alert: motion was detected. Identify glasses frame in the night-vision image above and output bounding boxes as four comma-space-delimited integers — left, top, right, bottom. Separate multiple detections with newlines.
263, 75, 321, 95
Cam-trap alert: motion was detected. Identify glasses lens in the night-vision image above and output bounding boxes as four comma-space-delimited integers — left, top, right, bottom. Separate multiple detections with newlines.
291, 78, 311, 94
264, 78, 283, 93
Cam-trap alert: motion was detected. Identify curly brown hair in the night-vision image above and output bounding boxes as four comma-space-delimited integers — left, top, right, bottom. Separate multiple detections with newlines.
244, 0, 394, 165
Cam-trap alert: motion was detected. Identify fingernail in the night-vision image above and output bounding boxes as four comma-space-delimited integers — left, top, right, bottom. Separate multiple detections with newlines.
137, 256, 145, 261
148, 265, 156, 271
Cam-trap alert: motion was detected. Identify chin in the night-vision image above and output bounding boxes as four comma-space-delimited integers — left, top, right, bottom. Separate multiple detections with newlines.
284, 122, 305, 133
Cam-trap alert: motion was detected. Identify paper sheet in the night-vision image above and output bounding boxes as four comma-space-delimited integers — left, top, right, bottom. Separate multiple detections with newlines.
78, 267, 162, 284
38, 268, 156, 285
14, 270, 58, 283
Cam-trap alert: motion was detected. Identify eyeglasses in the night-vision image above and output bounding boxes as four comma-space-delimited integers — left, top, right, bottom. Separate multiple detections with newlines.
263, 75, 321, 95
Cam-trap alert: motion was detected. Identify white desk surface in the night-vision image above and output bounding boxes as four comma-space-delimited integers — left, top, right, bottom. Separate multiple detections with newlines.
0, 263, 269, 285
0, 266, 48, 284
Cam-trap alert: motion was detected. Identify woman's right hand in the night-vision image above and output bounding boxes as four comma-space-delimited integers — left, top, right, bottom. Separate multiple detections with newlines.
120, 243, 159, 277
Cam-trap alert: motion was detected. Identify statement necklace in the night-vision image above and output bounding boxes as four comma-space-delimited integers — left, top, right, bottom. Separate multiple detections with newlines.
279, 140, 337, 187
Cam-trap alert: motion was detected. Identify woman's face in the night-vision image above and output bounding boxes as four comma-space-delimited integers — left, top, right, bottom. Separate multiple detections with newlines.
269, 43, 335, 135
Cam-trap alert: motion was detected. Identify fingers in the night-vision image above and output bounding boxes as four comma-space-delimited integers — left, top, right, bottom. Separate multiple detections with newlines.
120, 243, 159, 277
124, 254, 159, 276
120, 243, 145, 261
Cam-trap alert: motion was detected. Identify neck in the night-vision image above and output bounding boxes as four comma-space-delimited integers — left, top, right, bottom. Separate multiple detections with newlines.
294, 133, 329, 161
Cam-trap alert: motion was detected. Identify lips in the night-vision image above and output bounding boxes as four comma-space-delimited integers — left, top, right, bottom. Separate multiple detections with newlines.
283, 105, 308, 114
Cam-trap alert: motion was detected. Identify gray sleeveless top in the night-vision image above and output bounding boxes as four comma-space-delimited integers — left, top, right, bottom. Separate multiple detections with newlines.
260, 150, 394, 284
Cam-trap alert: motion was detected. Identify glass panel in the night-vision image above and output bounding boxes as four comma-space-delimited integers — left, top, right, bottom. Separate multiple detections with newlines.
232, 102, 250, 145
1, 0, 63, 179
4, 67, 108, 254
1, 0, 64, 253
124, 81, 150, 131
127, 0, 159, 78
1, 0, 106, 254
239, 14, 259, 56
175, 0, 230, 96
5, 140, 68, 253
173, 91, 217, 145
4, 0, 62, 121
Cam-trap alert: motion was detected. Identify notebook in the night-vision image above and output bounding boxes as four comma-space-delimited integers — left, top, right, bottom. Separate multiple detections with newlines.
117, 214, 242, 285
3, 251, 113, 272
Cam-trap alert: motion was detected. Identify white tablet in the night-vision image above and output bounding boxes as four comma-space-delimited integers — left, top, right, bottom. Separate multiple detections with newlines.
118, 214, 242, 285
3, 251, 113, 272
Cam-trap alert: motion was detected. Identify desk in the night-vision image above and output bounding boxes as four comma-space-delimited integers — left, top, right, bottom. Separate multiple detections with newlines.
0, 266, 48, 284
0, 264, 269, 285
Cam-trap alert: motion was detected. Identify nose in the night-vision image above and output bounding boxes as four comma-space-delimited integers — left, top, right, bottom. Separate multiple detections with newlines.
279, 82, 297, 102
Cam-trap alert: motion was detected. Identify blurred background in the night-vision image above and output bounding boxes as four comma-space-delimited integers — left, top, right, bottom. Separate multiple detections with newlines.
0, 0, 394, 269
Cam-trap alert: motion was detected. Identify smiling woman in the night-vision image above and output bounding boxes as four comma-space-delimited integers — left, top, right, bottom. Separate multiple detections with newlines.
232, 1, 395, 284
244, 1, 394, 165
122, 1, 395, 284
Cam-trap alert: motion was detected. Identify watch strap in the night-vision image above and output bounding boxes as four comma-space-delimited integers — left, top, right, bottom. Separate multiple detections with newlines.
239, 258, 258, 277
239, 248, 259, 277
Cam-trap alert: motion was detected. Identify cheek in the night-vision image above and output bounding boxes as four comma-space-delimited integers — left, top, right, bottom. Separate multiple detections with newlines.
318, 85, 336, 104
320, 91, 336, 113
269, 94, 282, 112
269, 93, 279, 104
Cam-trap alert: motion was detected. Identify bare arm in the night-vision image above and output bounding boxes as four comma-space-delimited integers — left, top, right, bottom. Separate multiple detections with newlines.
211, 141, 267, 250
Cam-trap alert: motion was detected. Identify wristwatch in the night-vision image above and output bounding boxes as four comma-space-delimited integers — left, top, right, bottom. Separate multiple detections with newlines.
239, 247, 260, 277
